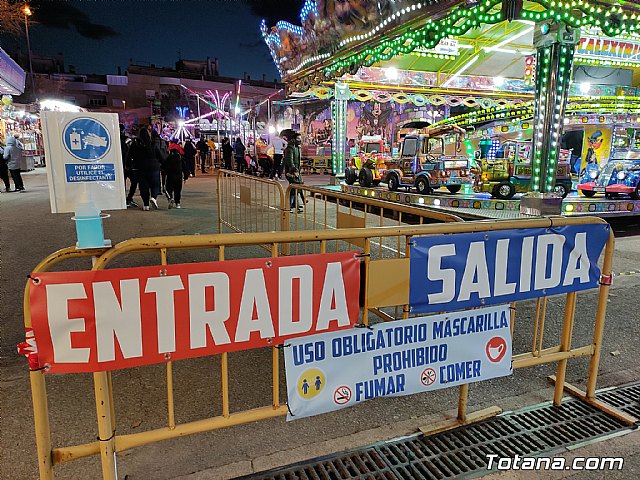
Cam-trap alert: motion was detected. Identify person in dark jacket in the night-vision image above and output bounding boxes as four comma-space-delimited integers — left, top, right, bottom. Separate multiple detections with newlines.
222, 137, 233, 170
183, 138, 197, 177
233, 138, 246, 173
120, 125, 138, 207
196, 136, 209, 174
4, 135, 24, 191
151, 129, 168, 198
126, 128, 162, 210
283, 132, 304, 212
163, 148, 189, 209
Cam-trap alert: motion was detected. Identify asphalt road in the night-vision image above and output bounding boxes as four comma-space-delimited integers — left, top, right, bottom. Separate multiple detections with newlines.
1, 170, 639, 480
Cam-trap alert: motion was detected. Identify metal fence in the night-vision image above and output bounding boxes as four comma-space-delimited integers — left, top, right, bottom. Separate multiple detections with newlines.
24, 215, 636, 479
216, 170, 462, 259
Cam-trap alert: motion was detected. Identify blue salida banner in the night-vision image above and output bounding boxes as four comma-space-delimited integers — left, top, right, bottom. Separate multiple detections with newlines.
410, 224, 610, 314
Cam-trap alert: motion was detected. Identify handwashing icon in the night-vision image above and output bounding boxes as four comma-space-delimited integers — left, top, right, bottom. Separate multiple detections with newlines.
63, 118, 112, 161
83, 133, 108, 148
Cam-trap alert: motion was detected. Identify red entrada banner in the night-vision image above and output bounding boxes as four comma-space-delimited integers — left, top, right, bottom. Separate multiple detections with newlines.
30, 252, 360, 373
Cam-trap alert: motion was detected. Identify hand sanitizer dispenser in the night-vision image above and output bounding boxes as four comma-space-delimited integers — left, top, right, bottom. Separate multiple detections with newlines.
73, 202, 107, 249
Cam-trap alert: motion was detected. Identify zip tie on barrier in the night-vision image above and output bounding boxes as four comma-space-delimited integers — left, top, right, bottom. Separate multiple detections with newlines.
600, 274, 613, 286
287, 403, 294, 417
97, 430, 116, 442
355, 253, 370, 258
275, 344, 291, 349
354, 323, 373, 330
27, 274, 41, 285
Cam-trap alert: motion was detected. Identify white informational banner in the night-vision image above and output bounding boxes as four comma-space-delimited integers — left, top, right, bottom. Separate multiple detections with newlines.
285, 304, 512, 421
41, 111, 126, 213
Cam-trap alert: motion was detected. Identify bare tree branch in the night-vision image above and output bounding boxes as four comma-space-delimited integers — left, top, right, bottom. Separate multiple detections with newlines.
0, 0, 28, 36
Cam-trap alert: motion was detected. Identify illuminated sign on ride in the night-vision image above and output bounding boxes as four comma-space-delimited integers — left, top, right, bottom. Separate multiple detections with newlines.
576, 36, 640, 63
409, 225, 610, 313
29, 252, 360, 373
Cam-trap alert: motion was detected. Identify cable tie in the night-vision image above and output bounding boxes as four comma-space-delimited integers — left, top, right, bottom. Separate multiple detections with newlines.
354, 323, 373, 330
97, 430, 116, 442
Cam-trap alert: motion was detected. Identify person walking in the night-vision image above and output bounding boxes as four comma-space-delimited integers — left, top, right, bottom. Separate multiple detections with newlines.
283, 131, 304, 212
269, 133, 287, 180
233, 137, 246, 173
151, 129, 168, 199
120, 125, 138, 207
163, 148, 189, 209
207, 137, 217, 168
0, 140, 11, 192
222, 137, 233, 170
127, 128, 161, 210
183, 138, 197, 177
196, 136, 209, 174
4, 134, 25, 192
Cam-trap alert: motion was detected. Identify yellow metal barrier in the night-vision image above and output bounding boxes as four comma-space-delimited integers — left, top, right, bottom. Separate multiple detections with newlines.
24, 216, 635, 479
216, 169, 288, 235
217, 170, 462, 237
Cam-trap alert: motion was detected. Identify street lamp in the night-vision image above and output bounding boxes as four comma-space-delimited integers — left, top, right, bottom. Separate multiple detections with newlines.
122, 100, 126, 110
23, 4, 36, 99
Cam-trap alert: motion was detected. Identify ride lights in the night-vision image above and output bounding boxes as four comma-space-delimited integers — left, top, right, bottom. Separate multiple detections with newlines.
590, 170, 599, 179
321, 0, 637, 77
617, 171, 626, 180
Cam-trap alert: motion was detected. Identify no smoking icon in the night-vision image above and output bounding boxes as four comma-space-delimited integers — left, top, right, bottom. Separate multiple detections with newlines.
421, 368, 437, 387
334, 386, 352, 405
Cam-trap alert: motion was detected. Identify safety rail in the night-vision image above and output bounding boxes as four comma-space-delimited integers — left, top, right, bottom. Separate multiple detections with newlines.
216, 169, 462, 259
216, 169, 288, 235
24, 216, 635, 480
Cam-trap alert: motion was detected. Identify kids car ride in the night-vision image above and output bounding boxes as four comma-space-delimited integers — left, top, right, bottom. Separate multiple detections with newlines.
344, 135, 390, 187
384, 125, 471, 194
578, 150, 640, 199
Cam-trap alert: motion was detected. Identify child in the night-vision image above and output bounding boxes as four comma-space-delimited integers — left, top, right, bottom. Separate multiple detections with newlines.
163, 149, 188, 209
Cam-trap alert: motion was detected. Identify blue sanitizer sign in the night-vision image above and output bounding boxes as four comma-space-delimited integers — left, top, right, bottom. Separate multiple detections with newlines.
42, 112, 126, 213
63, 118, 112, 161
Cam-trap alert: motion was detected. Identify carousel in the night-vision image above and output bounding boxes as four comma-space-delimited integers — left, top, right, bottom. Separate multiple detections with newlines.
261, 0, 640, 219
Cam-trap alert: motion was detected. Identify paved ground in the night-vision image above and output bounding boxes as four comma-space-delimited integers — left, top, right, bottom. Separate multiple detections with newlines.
1, 169, 639, 480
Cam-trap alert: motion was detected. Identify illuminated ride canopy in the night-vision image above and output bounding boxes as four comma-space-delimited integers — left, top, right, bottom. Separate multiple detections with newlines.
261, 0, 640, 92
260, 1, 640, 194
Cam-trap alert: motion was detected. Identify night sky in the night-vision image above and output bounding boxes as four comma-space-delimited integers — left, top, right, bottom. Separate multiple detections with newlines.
2, 0, 305, 80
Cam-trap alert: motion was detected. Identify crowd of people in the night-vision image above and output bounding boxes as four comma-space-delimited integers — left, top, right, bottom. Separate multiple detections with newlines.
121, 126, 216, 210
0, 122, 306, 215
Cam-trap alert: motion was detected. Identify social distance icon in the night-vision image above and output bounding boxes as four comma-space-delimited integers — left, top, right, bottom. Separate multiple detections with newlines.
486, 336, 507, 363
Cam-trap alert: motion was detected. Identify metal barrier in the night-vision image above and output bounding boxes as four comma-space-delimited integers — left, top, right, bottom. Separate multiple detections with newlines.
217, 169, 288, 235
216, 169, 462, 259
25, 216, 636, 480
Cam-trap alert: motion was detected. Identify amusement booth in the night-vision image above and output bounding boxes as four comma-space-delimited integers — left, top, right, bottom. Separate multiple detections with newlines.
261, 0, 640, 219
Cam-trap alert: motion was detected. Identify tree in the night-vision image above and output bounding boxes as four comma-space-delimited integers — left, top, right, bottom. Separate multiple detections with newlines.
0, 0, 28, 36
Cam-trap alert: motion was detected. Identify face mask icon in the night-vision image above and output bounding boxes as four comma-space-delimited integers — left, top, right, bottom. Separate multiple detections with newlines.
486, 337, 507, 363
488, 344, 504, 360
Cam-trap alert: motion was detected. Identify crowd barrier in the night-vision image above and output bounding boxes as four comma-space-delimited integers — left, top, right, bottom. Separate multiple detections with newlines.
24, 214, 636, 479
216, 169, 462, 258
